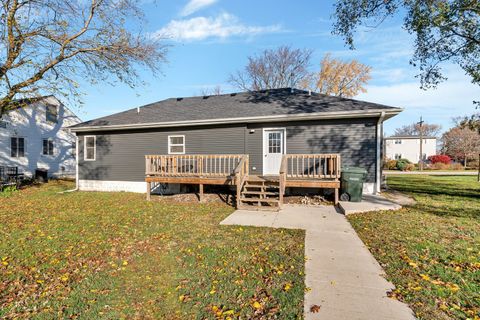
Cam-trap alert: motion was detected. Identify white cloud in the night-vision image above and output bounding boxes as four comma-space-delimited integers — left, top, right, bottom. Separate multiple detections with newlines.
155, 12, 282, 41
180, 0, 217, 17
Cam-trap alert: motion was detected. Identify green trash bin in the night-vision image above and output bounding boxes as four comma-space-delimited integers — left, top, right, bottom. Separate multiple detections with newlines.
340, 167, 367, 202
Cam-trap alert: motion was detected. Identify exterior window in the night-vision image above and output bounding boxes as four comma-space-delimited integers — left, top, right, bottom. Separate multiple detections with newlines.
42, 138, 54, 156
394, 153, 402, 160
268, 132, 282, 153
84, 136, 96, 161
11, 137, 25, 158
168, 135, 185, 154
394, 139, 402, 144
46, 105, 58, 123
71, 141, 77, 159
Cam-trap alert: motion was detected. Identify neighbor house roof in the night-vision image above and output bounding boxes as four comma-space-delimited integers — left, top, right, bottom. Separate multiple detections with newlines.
70, 88, 402, 132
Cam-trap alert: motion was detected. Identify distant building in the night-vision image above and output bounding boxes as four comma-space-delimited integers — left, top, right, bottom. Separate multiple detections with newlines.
0, 96, 82, 178
384, 136, 437, 163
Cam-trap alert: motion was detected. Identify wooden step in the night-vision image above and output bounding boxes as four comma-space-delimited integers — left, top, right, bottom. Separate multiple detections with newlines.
245, 179, 279, 185
244, 183, 279, 189
238, 176, 281, 210
240, 197, 279, 203
242, 191, 279, 196
237, 204, 280, 211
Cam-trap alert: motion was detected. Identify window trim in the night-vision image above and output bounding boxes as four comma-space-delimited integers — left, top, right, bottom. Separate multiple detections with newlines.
168, 135, 185, 155
42, 138, 55, 156
84, 135, 96, 161
10, 136, 26, 158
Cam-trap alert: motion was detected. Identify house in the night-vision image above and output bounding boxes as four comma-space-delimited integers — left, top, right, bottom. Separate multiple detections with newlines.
0, 96, 82, 178
384, 136, 436, 163
70, 88, 402, 208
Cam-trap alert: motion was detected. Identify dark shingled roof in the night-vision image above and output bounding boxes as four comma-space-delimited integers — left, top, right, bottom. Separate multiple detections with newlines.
72, 88, 401, 129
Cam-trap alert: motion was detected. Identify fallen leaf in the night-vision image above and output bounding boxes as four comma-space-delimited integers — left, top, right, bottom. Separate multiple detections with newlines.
310, 304, 321, 313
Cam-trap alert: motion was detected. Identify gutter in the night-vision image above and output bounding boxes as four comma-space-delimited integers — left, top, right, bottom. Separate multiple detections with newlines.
375, 112, 386, 194
69, 109, 403, 133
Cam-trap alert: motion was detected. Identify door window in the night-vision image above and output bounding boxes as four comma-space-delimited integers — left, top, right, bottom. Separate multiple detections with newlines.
268, 132, 282, 153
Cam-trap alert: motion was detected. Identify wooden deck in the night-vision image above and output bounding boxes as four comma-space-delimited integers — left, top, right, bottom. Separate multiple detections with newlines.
145, 154, 341, 208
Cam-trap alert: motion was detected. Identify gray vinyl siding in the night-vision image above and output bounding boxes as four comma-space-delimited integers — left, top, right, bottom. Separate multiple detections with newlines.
77, 125, 246, 181
246, 118, 378, 182
77, 117, 378, 183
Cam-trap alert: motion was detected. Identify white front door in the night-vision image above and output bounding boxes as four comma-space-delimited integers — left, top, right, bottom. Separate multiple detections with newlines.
263, 129, 285, 175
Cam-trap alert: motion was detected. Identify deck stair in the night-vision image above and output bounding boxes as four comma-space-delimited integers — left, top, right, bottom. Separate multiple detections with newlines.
238, 176, 281, 211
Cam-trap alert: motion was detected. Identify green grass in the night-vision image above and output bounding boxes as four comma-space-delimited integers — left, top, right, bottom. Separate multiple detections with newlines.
0, 181, 305, 319
348, 175, 480, 320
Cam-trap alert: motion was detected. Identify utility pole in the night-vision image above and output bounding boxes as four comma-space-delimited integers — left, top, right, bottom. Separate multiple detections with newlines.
418, 116, 424, 171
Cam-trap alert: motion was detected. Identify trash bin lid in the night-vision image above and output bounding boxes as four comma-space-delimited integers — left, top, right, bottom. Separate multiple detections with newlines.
341, 167, 367, 174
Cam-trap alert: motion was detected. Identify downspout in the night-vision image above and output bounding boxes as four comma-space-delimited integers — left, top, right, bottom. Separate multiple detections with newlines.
59, 134, 79, 193
375, 112, 386, 194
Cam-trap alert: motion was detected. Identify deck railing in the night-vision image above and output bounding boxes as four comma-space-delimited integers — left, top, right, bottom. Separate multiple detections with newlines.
282, 154, 341, 179
145, 154, 249, 178
233, 156, 249, 208
279, 153, 341, 204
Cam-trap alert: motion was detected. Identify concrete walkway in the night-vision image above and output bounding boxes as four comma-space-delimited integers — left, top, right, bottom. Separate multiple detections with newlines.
339, 194, 402, 215
221, 205, 416, 320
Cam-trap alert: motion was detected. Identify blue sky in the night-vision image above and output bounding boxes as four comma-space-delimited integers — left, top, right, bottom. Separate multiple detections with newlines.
76, 0, 479, 135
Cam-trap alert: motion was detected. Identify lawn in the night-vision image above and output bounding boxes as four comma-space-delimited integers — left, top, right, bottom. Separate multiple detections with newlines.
0, 181, 305, 319
349, 175, 480, 320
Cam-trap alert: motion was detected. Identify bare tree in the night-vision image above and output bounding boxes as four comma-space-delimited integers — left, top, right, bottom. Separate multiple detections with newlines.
394, 122, 442, 137
0, 0, 168, 117
200, 85, 223, 96
442, 127, 480, 168
302, 53, 371, 97
229, 46, 312, 91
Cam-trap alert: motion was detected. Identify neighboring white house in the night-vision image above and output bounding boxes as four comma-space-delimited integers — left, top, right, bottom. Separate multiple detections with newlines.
384, 136, 437, 163
0, 96, 82, 178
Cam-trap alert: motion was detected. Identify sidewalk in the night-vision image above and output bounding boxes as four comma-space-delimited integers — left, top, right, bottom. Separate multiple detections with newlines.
221, 205, 416, 320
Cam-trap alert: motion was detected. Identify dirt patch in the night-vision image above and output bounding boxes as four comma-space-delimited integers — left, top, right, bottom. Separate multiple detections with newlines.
381, 190, 416, 206
283, 195, 332, 206
151, 192, 333, 207
151, 192, 235, 206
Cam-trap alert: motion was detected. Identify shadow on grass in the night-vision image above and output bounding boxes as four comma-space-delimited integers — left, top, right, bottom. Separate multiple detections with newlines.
412, 202, 480, 220
387, 176, 480, 220
388, 178, 480, 200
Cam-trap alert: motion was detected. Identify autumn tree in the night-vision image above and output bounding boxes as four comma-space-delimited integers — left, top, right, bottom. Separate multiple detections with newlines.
454, 113, 480, 134
303, 53, 371, 97
394, 122, 442, 137
229, 46, 312, 91
442, 127, 480, 168
0, 0, 167, 117
332, 0, 480, 92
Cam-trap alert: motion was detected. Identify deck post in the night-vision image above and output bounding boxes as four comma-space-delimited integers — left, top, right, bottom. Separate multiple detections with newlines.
334, 187, 339, 205
199, 184, 204, 202
146, 181, 151, 201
